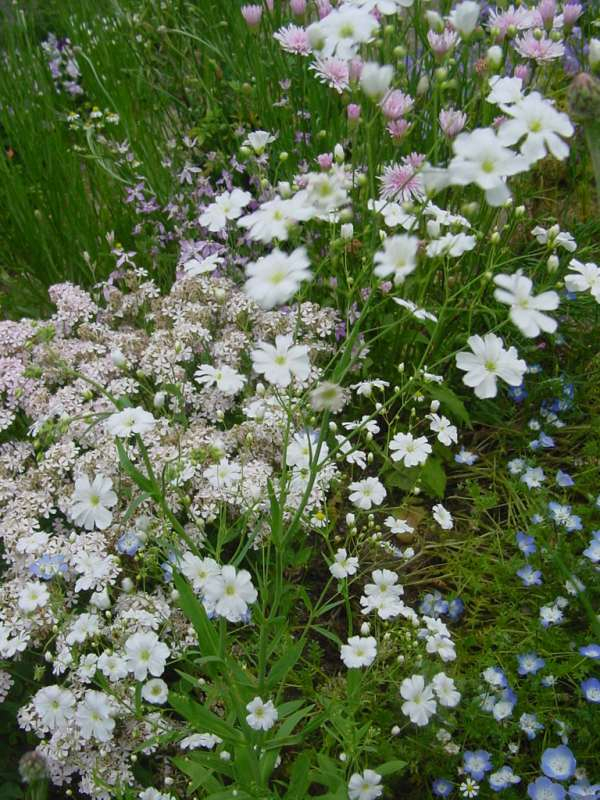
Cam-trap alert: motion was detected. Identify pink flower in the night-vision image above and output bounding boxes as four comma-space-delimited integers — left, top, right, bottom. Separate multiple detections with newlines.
386, 119, 410, 140
241, 4, 262, 27
487, 5, 534, 39
563, 2, 582, 28
273, 24, 311, 55
379, 154, 425, 202
439, 108, 467, 138
514, 63, 531, 83
427, 28, 459, 57
310, 57, 350, 93
381, 89, 414, 119
347, 103, 362, 121
316, 0, 332, 19
514, 31, 565, 62
290, 0, 307, 15
317, 153, 334, 170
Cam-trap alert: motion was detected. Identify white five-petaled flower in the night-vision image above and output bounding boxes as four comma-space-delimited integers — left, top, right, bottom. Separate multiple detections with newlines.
493, 272, 559, 337
18, 580, 50, 612
75, 690, 116, 742
389, 432, 432, 467
105, 407, 156, 438
348, 769, 383, 800
33, 685, 76, 730
242, 130, 276, 154
203, 458, 242, 489
125, 631, 170, 681
428, 414, 458, 446
400, 674, 437, 726
497, 91, 574, 162
203, 565, 258, 623
431, 672, 461, 707
244, 247, 312, 309
199, 188, 252, 232
251, 335, 311, 387
70, 473, 118, 531
455, 333, 527, 399
348, 477, 387, 510
142, 678, 169, 705
329, 548, 359, 579
245, 696, 278, 731
184, 253, 224, 276
373, 234, 420, 285
195, 364, 247, 396
432, 503, 454, 530
340, 635, 378, 668
565, 259, 600, 303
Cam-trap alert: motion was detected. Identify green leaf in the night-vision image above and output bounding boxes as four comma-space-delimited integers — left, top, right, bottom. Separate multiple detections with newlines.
169, 693, 243, 744
426, 384, 471, 427
285, 751, 312, 799
115, 439, 157, 496
420, 456, 447, 499
173, 573, 219, 664
171, 756, 223, 793
266, 640, 305, 688
376, 759, 407, 776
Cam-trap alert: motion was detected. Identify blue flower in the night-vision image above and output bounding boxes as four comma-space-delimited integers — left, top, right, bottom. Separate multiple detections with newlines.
517, 565, 543, 586
516, 531, 537, 556
493, 688, 517, 720
528, 777, 566, 800
29, 554, 67, 581
556, 470, 574, 487
581, 678, 600, 703
432, 778, 454, 797
518, 652, 545, 676
531, 513, 545, 524
489, 766, 521, 792
508, 383, 528, 402
541, 746, 576, 782
117, 530, 143, 556
520, 712, 544, 740
448, 598, 465, 622
568, 782, 600, 799
579, 644, 600, 660
548, 502, 582, 532
463, 751, 492, 781
455, 448, 478, 465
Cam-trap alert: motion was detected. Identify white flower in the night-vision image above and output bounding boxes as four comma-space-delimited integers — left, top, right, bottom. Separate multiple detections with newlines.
348, 477, 387, 510
428, 414, 458, 446
432, 672, 461, 707
180, 554, 221, 593
351, 379, 390, 397
18, 581, 50, 612
448, 128, 531, 206
70, 473, 117, 531
195, 364, 247, 395
199, 188, 252, 232
245, 696, 278, 731
348, 769, 383, 800
335, 435, 367, 470
308, 7, 379, 60
65, 613, 102, 645
565, 259, 600, 302
531, 225, 576, 252
238, 194, 315, 243
384, 516, 414, 534
400, 674, 437, 726
340, 635, 377, 668
389, 432, 432, 467
487, 75, 524, 105
75, 691, 116, 742
251, 335, 310, 387
106, 407, 156, 438
243, 130, 276, 154
448, 0, 480, 35
142, 678, 169, 705
244, 247, 312, 309
184, 253, 223, 276
310, 382, 347, 412
393, 298, 438, 322
33, 685, 76, 730
455, 333, 527, 399
203, 565, 258, 623
373, 235, 419, 285
97, 651, 128, 682
179, 732, 222, 751
203, 458, 242, 489
360, 62, 394, 99
493, 272, 559, 337
125, 631, 170, 681
286, 431, 329, 469
329, 548, 359, 579
432, 503, 454, 530
497, 92, 574, 162
426, 232, 477, 258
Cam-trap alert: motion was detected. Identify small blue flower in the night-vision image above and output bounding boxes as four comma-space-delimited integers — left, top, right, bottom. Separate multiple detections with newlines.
508, 383, 528, 402
489, 766, 521, 792
579, 644, 600, 660
556, 470, 574, 487
568, 782, 600, 799
463, 751, 492, 781
455, 448, 478, 465
448, 598, 465, 622
161, 561, 174, 582
433, 597, 449, 616
117, 530, 143, 556
516, 531, 537, 556
432, 778, 454, 797
29, 554, 68, 581
531, 513, 545, 525
541, 746, 577, 782
528, 777, 566, 800
581, 678, 600, 703
517, 565, 543, 586
520, 712, 544, 740
518, 652, 546, 676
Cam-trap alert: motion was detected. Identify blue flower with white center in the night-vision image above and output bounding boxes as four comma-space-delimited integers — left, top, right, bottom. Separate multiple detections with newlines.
528, 777, 566, 800
517, 565, 543, 587
541, 675, 557, 688
455, 448, 478, 465
117, 530, 143, 556
516, 531, 537, 556
583, 532, 600, 564
432, 778, 453, 797
541, 746, 576, 782
548, 502, 582, 532
463, 751, 492, 781
448, 598, 465, 622
489, 766, 521, 792
508, 383, 528, 402
556, 470, 574, 487
520, 712, 544, 740
482, 666, 508, 689
493, 687, 517, 721
531, 513, 545, 524
29, 554, 68, 581
568, 782, 600, 799
518, 652, 546, 676
579, 644, 600, 660
581, 678, 600, 703
530, 432, 555, 450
